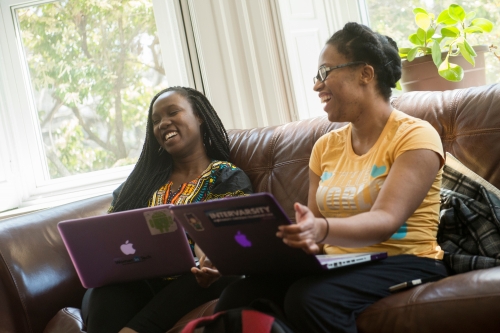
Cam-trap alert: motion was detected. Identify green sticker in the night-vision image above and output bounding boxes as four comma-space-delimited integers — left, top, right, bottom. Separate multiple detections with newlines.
143, 209, 177, 235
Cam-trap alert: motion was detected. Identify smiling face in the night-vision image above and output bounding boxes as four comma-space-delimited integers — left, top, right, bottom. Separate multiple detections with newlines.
151, 91, 204, 157
313, 44, 367, 123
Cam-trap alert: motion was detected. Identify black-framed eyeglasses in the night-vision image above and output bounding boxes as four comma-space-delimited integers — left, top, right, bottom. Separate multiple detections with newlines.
313, 61, 366, 84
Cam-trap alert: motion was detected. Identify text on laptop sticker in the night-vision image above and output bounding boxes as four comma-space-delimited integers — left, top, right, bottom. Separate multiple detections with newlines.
143, 209, 177, 235
205, 205, 275, 226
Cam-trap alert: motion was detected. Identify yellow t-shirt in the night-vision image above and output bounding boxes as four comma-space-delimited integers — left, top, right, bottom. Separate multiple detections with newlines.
310, 109, 444, 259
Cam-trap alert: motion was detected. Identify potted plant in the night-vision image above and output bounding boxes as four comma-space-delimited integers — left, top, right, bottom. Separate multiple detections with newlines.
398, 3, 494, 92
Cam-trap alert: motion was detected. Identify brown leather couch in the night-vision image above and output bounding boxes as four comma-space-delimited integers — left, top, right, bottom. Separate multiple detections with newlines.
2, 84, 500, 333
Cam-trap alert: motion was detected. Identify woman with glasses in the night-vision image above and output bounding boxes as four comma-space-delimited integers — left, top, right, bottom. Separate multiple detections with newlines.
214, 22, 447, 332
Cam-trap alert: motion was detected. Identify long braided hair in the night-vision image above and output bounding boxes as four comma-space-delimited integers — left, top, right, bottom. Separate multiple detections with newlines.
110, 86, 230, 212
326, 22, 401, 100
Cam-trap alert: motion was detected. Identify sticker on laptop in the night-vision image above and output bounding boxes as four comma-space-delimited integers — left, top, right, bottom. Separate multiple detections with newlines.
114, 255, 152, 265
184, 213, 205, 231
143, 209, 177, 235
205, 205, 276, 227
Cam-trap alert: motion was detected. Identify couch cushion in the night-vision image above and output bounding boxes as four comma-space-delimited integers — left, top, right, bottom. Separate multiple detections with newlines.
356, 266, 500, 333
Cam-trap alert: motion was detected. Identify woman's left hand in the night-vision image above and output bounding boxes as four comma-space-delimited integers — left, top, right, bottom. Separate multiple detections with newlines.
191, 255, 221, 288
276, 202, 323, 254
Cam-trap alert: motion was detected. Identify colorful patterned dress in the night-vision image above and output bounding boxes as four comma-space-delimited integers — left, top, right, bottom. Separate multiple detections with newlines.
148, 161, 252, 206
148, 160, 253, 255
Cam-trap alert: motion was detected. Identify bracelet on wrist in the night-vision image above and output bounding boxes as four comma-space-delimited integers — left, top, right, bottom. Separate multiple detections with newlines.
317, 217, 329, 243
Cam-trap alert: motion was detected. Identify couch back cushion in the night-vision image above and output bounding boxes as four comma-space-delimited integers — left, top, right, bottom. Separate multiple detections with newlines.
392, 84, 500, 189
228, 117, 342, 220
227, 83, 500, 220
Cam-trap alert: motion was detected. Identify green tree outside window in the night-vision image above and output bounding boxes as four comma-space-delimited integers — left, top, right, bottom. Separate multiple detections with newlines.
18, 0, 168, 178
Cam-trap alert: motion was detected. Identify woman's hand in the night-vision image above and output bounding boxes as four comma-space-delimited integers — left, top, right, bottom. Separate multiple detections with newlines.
276, 202, 325, 254
191, 255, 221, 288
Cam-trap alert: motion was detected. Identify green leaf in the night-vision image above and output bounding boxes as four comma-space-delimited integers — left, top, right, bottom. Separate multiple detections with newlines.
395, 80, 402, 90
457, 42, 475, 66
463, 39, 476, 57
399, 47, 412, 55
407, 47, 420, 61
464, 26, 486, 34
438, 57, 464, 82
470, 18, 494, 33
465, 11, 476, 21
441, 27, 460, 38
417, 28, 426, 42
415, 13, 431, 30
448, 4, 465, 22
420, 47, 432, 55
426, 27, 436, 39
437, 10, 457, 25
433, 36, 444, 45
409, 33, 423, 46
432, 41, 443, 67
413, 7, 428, 15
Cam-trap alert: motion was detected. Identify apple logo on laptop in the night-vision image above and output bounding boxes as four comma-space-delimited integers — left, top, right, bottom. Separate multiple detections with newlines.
120, 240, 136, 255
234, 231, 252, 247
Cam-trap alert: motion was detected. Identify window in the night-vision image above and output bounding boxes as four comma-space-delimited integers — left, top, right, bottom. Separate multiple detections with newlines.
0, 0, 192, 213
0, 0, 295, 216
365, 0, 500, 84
1, 0, 368, 215
17, 0, 169, 179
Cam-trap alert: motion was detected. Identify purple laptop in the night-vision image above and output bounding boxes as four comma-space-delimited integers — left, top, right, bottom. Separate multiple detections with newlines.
58, 205, 195, 288
171, 193, 387, 275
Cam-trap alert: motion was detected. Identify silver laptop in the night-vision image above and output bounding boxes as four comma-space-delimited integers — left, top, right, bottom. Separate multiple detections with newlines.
171, 193, 387, 275
58, 205, 195, 288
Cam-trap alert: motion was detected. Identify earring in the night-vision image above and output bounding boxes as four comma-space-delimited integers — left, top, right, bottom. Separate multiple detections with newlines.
158, 146, 163, 155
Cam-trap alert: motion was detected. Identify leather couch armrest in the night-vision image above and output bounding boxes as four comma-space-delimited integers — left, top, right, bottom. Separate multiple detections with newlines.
357, 266, 500, 333
0, 195, 111, 333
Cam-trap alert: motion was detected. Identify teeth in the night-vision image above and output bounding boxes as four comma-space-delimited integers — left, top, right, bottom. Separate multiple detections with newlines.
165, 132, 178, 140
321, 95, 332, 103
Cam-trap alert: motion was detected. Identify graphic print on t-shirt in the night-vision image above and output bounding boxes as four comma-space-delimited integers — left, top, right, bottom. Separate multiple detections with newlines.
390, 221, 408, 239
318, 164, 409, 240
370, 164, 386, 177
317, 164, 387, 216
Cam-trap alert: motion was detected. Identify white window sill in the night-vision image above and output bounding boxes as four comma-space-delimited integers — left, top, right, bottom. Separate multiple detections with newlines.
0, 184, 115, 220
0, 165, 132, 220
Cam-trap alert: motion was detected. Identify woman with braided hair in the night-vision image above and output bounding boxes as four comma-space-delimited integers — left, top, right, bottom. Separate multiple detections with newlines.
214, 22, 447, 332
81, 86, 252, 333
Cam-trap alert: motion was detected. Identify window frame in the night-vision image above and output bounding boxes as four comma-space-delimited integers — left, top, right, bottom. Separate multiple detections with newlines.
0, 0, 194, 215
